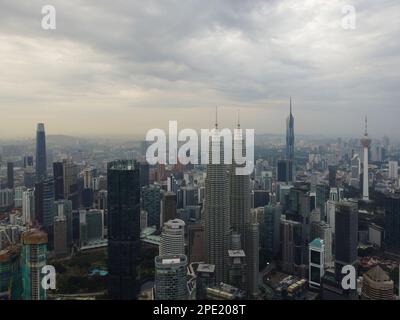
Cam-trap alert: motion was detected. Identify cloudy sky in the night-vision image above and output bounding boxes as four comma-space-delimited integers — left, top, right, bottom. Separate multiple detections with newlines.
0, 0, 399, 139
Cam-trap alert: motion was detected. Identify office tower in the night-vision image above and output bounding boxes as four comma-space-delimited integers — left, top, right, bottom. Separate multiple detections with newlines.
34, 178, 55, 228
228, 250, 247, 291
204, 120, 230, 283
97, 190, 108, 210
21, 229, 48, 300
54, 199, 73, 245
311, 221, 333, 268
196, 264, 216, 300
107, 160, 141, 300
361, 116, 371, 201
162, 191, 177, 224
252, 190, 270, 210
384, 192, 400, 252
261, 204, 281, 262
286, 98, 295, 181
188, 223, 205, 263
361, 266, 394, 300
139, 161, 150, 188
154, 255, 188, 300
22, 189, 35, 225
309, 238, 325, 289
7, 162, 14, 189
86, 209, 104, 241
53, 216, 68, 257
230, 122, 251, 247
24, 167, 35, 188
53, 162, 64, 200
0, 189, 13, 209
329, 187, 344, 202
140, 210, 148, 231
62, 159, 79, 207
14, 186, 26, 208
281, 219, 303, 275
141, 185, 161, 229
350, 154, 361, 188
24, 155, 34, 168
277, 159, 293, 183
35, 123, 47, 182
182, 186, 197, 208
245, 214, 259, 298
160, 219, 185, 256
82, 166, 96, 189
316, 183, 329, 221
388, 161, 399, 180
335, 202, 358, 280
328, 165, 337, 188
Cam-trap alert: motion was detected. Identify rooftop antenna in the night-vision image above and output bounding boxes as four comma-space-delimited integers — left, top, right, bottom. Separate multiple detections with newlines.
215, 106, 218, 129
364, 115, 368, 136
237, 109, 241, 129
290, 97, 293, 115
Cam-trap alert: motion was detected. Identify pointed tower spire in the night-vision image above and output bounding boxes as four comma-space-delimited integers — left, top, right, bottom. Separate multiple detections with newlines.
215, 106, 218, 129
364, 115, 368, 136
237, 109, 241, 129
290, 97, 292, 115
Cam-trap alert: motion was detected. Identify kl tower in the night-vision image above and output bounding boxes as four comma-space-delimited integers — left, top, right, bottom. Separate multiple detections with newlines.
361, 116, 371, 201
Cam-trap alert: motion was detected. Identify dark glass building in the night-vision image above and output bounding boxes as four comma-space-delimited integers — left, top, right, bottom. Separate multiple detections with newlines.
7, 162, 14, 189
334, 201, 358, 279
35, 123, 47, 182
53, 162, 64, 200
384, 192, 400, 252
107, 160, 141, 300
328, 165, 337, 188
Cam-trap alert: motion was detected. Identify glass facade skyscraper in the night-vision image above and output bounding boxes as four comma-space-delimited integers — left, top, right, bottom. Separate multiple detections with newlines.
107, 160, 141, 300
35, 123, 47, 183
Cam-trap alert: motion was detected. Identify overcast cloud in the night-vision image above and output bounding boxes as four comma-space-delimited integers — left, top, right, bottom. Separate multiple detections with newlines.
0, 0, 399, 138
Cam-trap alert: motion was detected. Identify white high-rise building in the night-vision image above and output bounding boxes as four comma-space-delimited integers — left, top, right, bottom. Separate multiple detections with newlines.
360, 116, 371, 201
389, 161, 399, 180
22, 189, 35, 225
160, 218, 185, 256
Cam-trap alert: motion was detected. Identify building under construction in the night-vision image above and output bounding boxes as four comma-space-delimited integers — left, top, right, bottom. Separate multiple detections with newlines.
21, 229, 48, 300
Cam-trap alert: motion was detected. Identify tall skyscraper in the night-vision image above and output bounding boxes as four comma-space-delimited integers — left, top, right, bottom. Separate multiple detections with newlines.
22, 189, 35, 225
141, 185, 161, 229
328, 165, 337, 188
107, 160, 141, 300
162, 191, 177, 224
21, 229, 48, 300
53, 162, 64, 200
35, 123, 47, 182
204, 119, 230, 283
309, 238, 325, 289
230, 120, 251, 247
388, 161, 399, 180
286, 98, 295, 182
160, 218, 185, 256
334, 202, 358, 280
7, 162, 14, 189
384, 192, 400, 252
361, 116, 371, 201
245, 213, 259, 298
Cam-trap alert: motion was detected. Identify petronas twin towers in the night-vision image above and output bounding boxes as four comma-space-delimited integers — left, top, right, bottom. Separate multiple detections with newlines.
203, 118, 251, 284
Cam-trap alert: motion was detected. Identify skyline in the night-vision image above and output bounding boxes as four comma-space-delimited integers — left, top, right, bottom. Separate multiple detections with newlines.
1, 0, 399, 138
